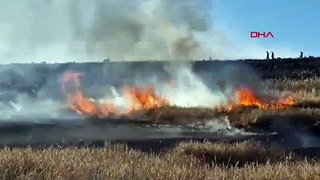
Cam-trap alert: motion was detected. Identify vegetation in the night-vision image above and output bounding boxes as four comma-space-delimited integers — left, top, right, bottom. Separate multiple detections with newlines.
229, 76, 320, 129
132, 75, 320, 132
1, 141, 319, 180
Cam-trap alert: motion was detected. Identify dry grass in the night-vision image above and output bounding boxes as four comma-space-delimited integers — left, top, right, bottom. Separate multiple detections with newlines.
132, 104, 320, 130
267, 77, 320, 93
134, 106, 222, 124
227, 107, 320, 128
130, 76, 320, 130
229, 76, 320, 128
0, 141, 318, 180
173, 141, 289, 166
268, 77, 320, 103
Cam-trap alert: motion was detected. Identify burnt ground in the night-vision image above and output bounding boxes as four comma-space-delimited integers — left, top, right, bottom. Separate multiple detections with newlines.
0, 118, 264, 148
0, 117, 320, 159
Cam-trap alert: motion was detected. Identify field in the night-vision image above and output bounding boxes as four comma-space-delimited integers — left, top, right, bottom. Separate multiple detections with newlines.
2, 141, 320, 179
2, 58, 320, 179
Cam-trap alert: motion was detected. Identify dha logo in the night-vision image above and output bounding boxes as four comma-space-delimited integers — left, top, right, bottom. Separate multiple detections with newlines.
250, 32, 274, 38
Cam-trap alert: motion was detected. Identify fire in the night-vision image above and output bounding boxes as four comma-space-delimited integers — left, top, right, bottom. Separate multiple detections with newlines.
219, 87, 295, 111
68, 90, 100, 116
121, 86, 168, 113
60, 72, 168, 118
60, 72, 106, 117
235, 87, 294, 109
235, 88, 265, 108
60, 72, 295, 118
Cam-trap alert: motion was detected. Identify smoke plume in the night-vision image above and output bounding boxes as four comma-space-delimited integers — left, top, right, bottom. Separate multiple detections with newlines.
0, 0, 222, 63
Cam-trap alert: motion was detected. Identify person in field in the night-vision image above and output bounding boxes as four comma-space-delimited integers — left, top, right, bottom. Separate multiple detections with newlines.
266, 51, 269, 60
271, 51, 275, 60
300, 51, 304, 58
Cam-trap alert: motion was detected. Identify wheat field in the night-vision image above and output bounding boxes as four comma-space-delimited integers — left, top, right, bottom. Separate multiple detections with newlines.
0, 141, 319, 180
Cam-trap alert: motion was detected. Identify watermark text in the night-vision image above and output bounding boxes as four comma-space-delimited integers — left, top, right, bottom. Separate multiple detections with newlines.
250, 32, 274, 38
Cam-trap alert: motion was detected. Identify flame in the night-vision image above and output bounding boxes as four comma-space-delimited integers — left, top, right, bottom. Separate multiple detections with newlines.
60, 72, 107, 117
68, 90, 100, 116
235, 88, 265, 108
121, 86, 168, 113
60, 72, 295, 118
218, 87, 295, 111
60, 72, 168, 118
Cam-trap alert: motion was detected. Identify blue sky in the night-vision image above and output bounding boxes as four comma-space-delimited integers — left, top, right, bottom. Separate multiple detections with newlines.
211, 0, 320, 58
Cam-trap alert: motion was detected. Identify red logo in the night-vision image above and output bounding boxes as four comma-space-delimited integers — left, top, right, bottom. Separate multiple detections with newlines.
250, 32, 274, 38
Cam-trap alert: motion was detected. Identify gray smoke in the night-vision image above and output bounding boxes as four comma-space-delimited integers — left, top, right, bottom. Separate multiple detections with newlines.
0, 0, 222, 63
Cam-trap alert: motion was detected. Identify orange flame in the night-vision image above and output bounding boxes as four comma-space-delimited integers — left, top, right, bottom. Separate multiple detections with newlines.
68, 90, 100, 116
121, 86, 169, 113
60, 72, 106, 117
61, 72, 295, 117
219, 87, 295, 111
235, 88, 265, 108
60, 72, 168, 118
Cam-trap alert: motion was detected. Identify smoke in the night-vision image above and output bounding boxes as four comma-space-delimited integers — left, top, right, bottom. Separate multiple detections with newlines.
0, 94, 71, 121
0, 0, 224, 63
0, 58, 269, 123
160, 63, 227, 107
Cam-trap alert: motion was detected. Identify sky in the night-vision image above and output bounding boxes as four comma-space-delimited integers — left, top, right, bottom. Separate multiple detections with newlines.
0, 0, 319, 63
212, 0, 320, 59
